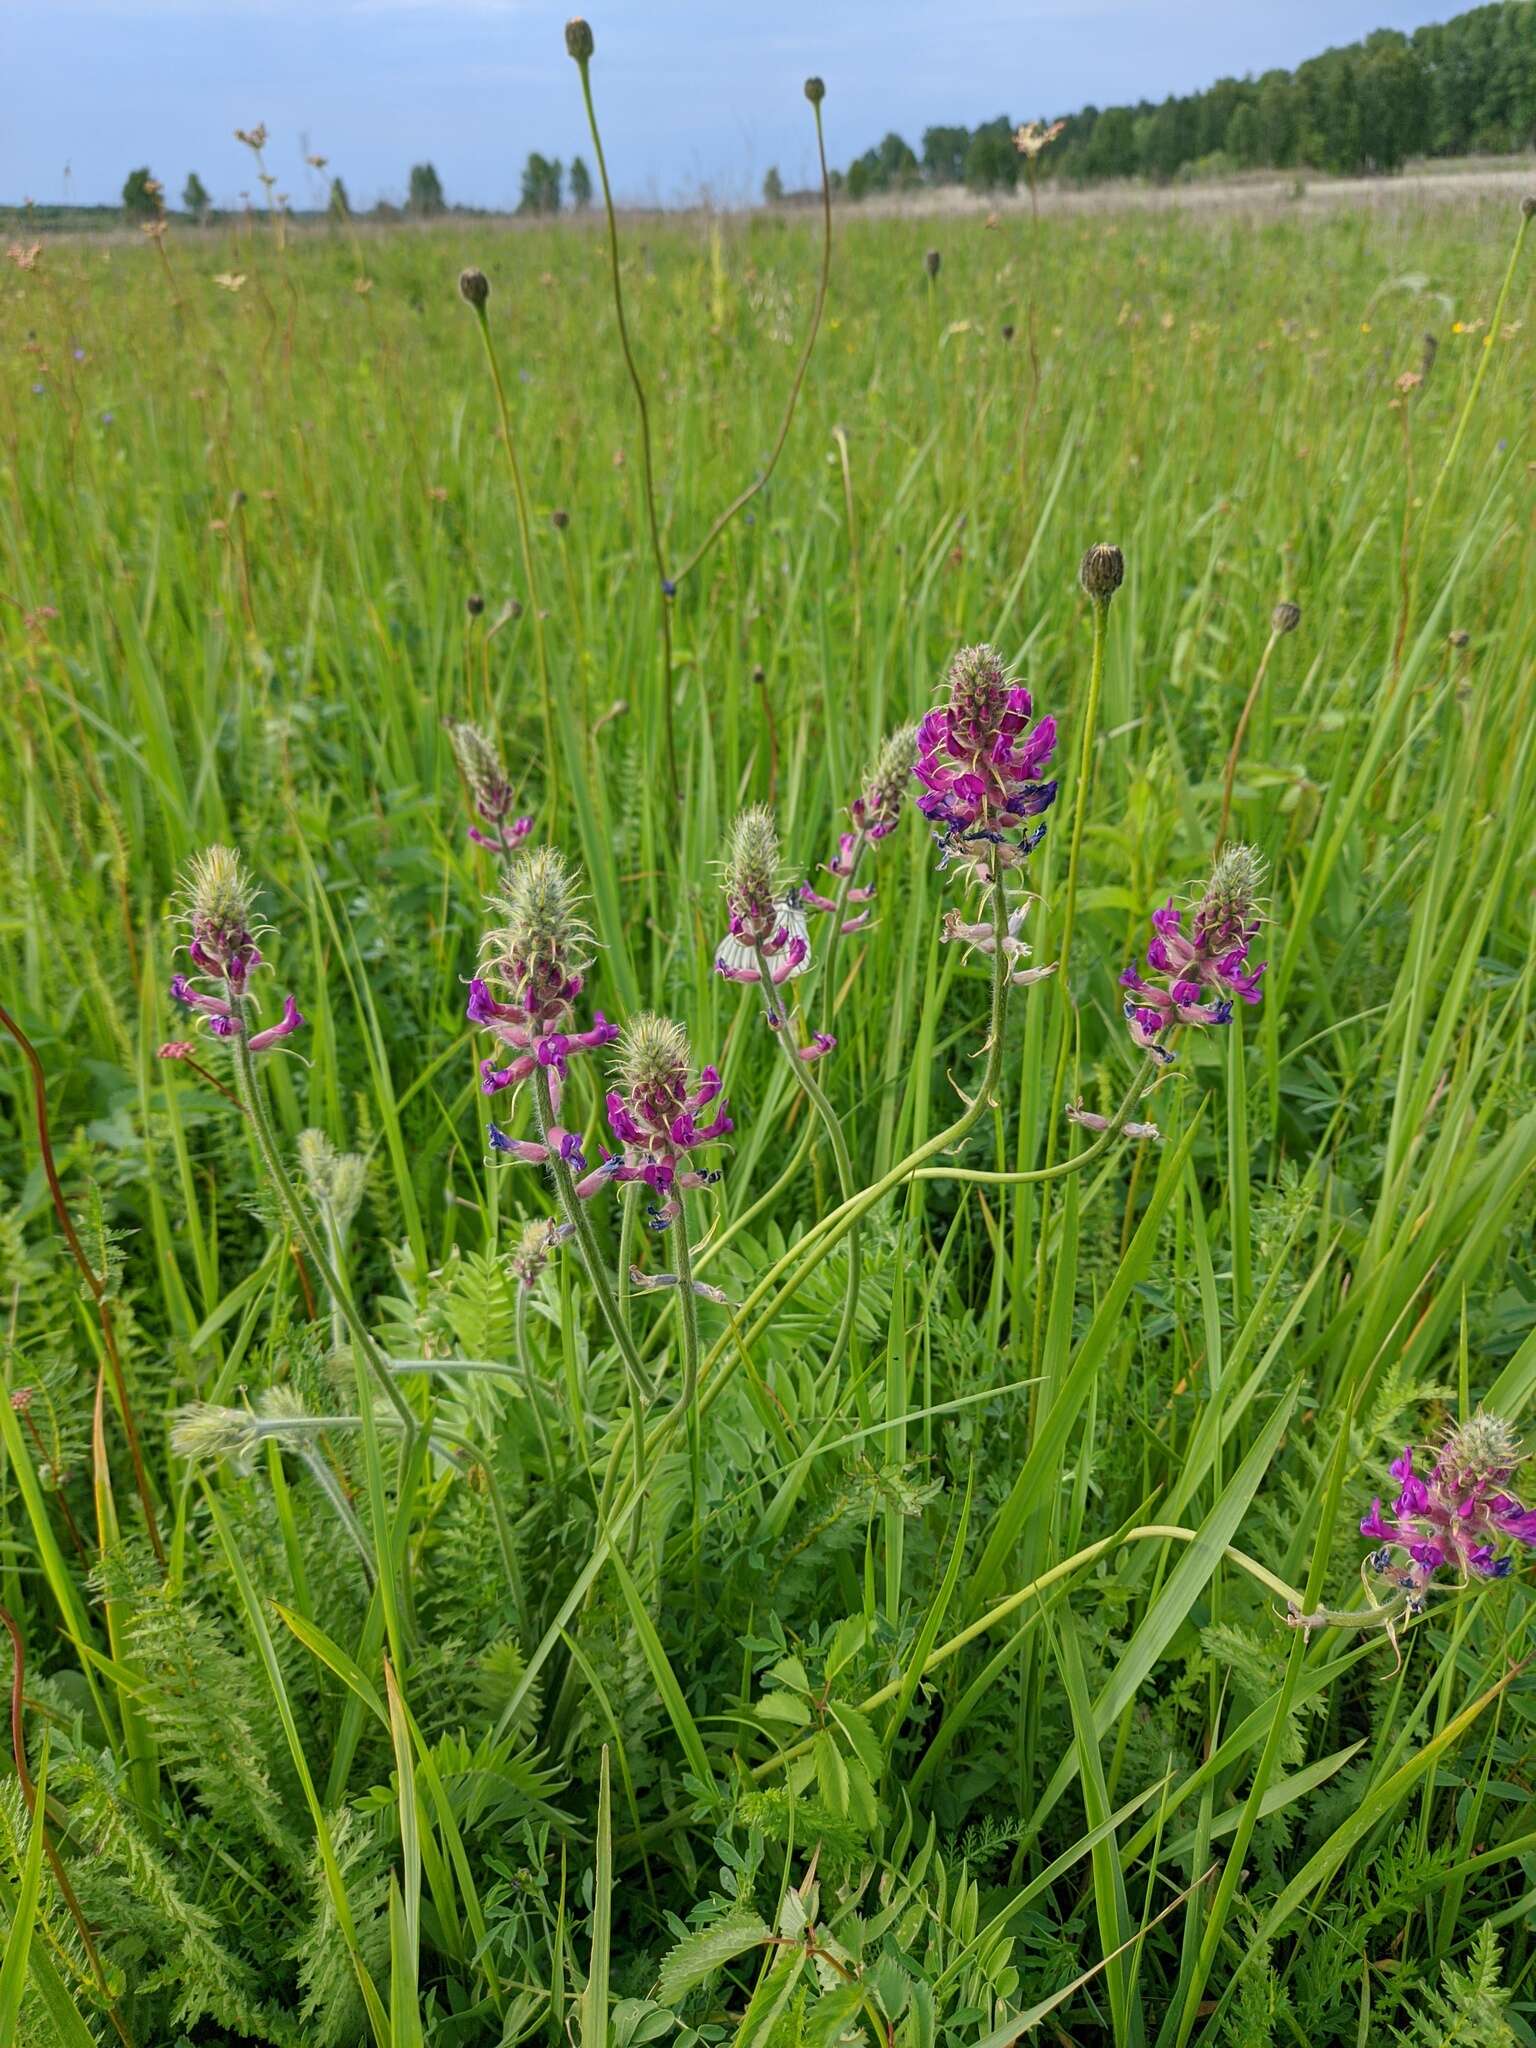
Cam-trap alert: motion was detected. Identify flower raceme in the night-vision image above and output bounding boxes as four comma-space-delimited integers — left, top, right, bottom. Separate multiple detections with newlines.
1360, 1414, 1536, 1599
605, 1013, 732, 1229
471, 848, 617, 1173
714, 806, 811, 990
448, 719, 532, 855
801, 723, 918, 936
913, 644, 1058, 880
1120, 844, 1267, 1063
168, 845, 305, 1053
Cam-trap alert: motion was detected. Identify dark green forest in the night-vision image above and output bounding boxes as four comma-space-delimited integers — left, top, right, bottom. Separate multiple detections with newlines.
838, 0, 1536, 195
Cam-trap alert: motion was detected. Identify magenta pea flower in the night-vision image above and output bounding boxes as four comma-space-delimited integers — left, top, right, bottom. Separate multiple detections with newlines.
168, 846, 304, 1055
1359, 1414, 1536, 1601
471, 847, 617, 1176
1120, 845, 1267, 1064
801, 724, 917, 935
604, 1014, 732, 1231
913, 644, 1058, 884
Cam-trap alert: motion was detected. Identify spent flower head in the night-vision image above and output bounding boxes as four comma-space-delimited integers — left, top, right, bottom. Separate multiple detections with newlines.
1120, 846, 1266, 1063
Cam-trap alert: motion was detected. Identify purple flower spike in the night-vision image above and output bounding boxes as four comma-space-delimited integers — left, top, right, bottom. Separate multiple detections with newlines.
605, 1015, 731, 1230
913, 645, 1059, 884
1118, 846, 1267, 1064
1358, 1412, 1535, 1607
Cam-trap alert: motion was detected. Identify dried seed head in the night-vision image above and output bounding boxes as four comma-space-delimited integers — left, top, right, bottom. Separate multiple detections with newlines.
924, 248, 941, 278
484, 847, 593, 987
299, 1129, 367, 1231
458, 266, 489, 310
565, 16, 594, 61
1079, 543, 1124, 605
616, 1011, 692, 1103
722, 805, 781, 924
1523, 195, 1536, 219
1442, 1412, 1524, 1484
551, 507, 570, 530
466, 592, 485, 616
176, 844, 262, 981
1271, 600, 1301, 635
1448, 628, 1471, 649
803, 76, 825, 105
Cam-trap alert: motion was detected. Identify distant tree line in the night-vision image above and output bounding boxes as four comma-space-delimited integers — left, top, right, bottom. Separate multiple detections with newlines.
835, 1, 1536, 196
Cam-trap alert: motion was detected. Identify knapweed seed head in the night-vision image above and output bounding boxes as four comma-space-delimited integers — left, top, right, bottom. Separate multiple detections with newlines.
458, 266, 489, 310
1120, 847, 1266, 1062
804, 76, 826, 105
924, 248, 941, 278
176, 844, 261, 982
1078, 543, 1124, 605
914, 644, 1058, 880
606, 1014, 731, 1228
565, 16, 594, 62
1271, 600, 1301, 635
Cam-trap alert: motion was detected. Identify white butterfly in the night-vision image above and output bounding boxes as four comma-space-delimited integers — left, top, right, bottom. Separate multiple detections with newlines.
714, 891, 813, 980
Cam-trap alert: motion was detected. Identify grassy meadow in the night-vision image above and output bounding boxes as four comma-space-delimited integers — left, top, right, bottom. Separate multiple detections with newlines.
3, 164, 1536, 2045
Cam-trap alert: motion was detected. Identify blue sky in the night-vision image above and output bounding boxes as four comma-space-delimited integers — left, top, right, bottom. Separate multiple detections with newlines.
5, 0, 1464, 210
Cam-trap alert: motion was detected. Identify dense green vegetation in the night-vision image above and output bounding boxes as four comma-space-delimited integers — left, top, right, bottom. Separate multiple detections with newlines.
2, 128, 1536, 2046
839, 0, 1536, 193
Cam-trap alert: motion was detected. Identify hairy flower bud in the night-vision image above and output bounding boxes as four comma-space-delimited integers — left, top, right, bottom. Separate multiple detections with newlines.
803, 76, 825, 105
1078, 543, 1124, 605
458, 266, 489, 310
721, 806, 782, 940
565, 16, 594, 62
175, 845, 262, 982
1271, 600, 1301, 635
